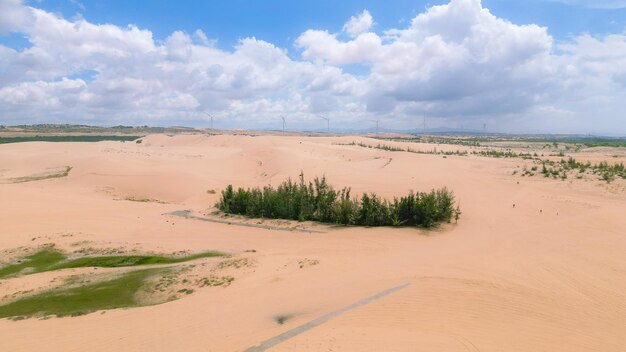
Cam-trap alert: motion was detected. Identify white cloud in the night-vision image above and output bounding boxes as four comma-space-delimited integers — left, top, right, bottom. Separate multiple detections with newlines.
0, 78, 86, 107
166, 31, 193, 61
342, 9, 373, 37
0, 2, 362, 127
0, 0, 31, 34
193, 29, 216, 47
296, 30, 381, 65
0, 0, 625, 133
364, 0, 557, 117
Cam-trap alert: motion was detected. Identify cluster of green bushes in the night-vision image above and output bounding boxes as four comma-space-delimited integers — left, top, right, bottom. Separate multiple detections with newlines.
339, 141, 469, 156
536, 137, 626, 148
515, 165, 539, 177
537, 157, 626, 182
472, 149, 537, 160
378, 135, 626, 149
339, 141, 405, 152
375, 136, 482, 147
216, 174, 460, 228
341, 141, 550, 160
544, 157, 626, 182
411, 147, 469, 156
540, 163, 568, 180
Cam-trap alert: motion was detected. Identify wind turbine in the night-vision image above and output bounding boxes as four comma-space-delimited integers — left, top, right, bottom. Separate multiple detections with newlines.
370, 119, 379, 135
281, 116, 286, 133
318, 115, 329, 133
204, 112, 214, 129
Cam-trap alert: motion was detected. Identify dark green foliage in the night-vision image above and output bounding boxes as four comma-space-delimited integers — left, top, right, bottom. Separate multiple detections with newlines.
358, 193, 389, 226
0, 135, 142, 144
217, 175, 459, 228
333, 188, 359, 225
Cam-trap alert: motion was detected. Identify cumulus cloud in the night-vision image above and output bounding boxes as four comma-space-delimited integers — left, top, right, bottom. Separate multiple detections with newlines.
0, 0, 625, 133
193, 29, 216, 46
0, 78, 86, 107
342, 9, 373, 37
297, 0, 559, 119
296, 30, 381, 65
0, 0, 31, 34
295, 9, 378, 65
365, 0, 557, 116
0, 0, 361, 126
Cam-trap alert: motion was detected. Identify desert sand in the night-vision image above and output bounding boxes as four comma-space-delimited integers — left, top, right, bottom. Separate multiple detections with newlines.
1, 133, 625, 351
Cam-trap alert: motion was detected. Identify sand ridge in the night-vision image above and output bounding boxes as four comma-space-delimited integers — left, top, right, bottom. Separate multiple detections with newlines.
0, 133, 625, 351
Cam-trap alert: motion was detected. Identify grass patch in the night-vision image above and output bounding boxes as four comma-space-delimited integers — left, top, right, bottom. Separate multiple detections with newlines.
0, 249, 224, 279
7, 166, 72, 183
50, 252, 223, 270
0, 250, 65, 278
0, 269, 162, 319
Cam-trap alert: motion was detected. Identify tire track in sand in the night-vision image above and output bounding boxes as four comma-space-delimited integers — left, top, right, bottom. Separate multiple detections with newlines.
244, 283, 410, 352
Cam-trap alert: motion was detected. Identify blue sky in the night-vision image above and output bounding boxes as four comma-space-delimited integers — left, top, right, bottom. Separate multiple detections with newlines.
1, 0, 626, 134
19, 0, 625, 52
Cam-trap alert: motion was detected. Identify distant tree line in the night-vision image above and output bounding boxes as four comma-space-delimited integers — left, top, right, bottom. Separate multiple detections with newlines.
0, 135, 142, 144
216, 174, 460, 228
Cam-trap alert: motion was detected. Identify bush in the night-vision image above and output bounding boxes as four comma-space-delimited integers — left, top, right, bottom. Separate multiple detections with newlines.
216, 174, 459, 228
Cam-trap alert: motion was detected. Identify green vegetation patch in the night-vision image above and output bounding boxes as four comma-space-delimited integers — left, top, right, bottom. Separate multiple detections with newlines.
0, 269, 161, 319
338, 141, 469, 156
217, 173, 460, 228
0, 250, 65, 278
538, 157, 626, 183
376, 135, 626, 148
50, 252, 223, 270
0, 249, 224, 279
0, 135, 142, 144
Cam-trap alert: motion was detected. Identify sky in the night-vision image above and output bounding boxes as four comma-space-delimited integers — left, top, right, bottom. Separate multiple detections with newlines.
0, 0, 625, 134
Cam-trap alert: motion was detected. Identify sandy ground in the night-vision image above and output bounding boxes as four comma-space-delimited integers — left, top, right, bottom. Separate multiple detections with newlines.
0, 134, 625, 351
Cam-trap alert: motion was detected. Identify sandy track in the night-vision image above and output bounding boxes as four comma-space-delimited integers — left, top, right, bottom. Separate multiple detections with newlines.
245, 283, 410, 352
0, 134, 625, 351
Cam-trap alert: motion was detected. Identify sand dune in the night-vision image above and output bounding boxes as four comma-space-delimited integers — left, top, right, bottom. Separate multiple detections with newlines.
0, 134, 625, 351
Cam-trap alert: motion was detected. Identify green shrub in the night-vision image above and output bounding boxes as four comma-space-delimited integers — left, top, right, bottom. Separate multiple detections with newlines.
217, 174, 459, 228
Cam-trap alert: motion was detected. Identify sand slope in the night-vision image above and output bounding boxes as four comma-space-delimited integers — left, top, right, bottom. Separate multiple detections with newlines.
0, 134, 625, 351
